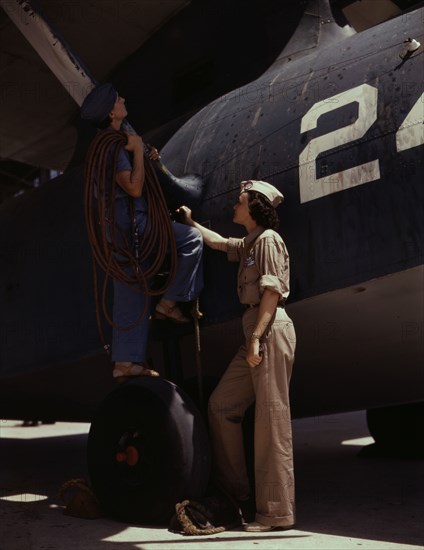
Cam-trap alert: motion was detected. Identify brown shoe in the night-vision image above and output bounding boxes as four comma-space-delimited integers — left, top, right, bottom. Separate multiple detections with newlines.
154, 300, 190, 323
243, 521, 274, 532
244, 521, 294, 532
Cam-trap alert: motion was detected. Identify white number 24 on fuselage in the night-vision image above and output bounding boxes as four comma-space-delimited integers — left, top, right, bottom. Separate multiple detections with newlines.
299, 83, 424, 203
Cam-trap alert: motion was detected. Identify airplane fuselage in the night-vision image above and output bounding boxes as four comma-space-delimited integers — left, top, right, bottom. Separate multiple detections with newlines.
159, 7, 424, 415
0, 6, 423, 420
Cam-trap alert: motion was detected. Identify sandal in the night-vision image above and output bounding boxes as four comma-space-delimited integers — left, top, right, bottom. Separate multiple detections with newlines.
113, 362, 160, 383
154, 300, 190, 324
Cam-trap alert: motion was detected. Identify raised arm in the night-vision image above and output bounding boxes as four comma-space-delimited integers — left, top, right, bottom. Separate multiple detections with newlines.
115, 134, 145, 197
177, 206, 228, 252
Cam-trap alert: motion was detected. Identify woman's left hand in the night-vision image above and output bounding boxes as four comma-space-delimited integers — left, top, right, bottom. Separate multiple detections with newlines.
246, 339, 262, 368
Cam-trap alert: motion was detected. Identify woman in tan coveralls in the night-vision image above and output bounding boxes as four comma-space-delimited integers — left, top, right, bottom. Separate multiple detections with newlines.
179, 179, 296, 532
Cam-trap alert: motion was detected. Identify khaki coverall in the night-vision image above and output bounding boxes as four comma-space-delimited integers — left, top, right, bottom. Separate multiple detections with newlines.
208, 226, 296, 527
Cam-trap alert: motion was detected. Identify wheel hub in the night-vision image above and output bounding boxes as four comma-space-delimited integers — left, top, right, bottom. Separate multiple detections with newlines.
116, 445, 139, 466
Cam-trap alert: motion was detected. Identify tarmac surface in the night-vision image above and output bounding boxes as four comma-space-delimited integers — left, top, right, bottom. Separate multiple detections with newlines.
0, 410, 422, 550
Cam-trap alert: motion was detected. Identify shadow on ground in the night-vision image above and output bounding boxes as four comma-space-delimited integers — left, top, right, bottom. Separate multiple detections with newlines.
0, 412, 422, 549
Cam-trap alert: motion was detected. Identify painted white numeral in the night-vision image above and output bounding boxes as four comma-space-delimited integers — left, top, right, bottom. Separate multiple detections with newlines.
299, 84, 380, 203
396, 92, 424, 152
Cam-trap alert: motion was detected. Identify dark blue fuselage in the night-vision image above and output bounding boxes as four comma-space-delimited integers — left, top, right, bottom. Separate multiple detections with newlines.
0, 7, 422, 420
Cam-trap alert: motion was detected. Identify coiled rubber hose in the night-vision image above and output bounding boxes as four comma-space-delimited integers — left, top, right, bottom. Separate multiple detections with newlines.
84, 129, 177, 346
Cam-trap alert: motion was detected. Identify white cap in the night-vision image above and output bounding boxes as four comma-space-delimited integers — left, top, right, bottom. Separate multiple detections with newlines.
240, 180, 284, 207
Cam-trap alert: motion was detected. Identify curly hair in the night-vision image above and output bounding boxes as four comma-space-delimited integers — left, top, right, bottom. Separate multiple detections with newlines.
246, 191, 280, 230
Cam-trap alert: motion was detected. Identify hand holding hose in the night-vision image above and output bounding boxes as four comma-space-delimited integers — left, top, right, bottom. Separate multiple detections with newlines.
176, 205, 194, 226
123, 131, 160, 162
146, 144, 161, 161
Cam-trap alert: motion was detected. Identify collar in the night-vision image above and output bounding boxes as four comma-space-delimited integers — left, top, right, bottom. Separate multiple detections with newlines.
244, 225, 265, 248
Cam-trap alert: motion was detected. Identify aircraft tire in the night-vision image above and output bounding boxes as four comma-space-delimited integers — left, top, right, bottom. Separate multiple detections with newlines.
366, 402, 424, 457
180, 375, 220, 417
87, 377, 210, 524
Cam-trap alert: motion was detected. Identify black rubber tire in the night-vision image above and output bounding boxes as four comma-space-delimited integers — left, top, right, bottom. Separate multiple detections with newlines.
366, 402, 424, 456
87, 377, 210, 524
180, 375, 220, 418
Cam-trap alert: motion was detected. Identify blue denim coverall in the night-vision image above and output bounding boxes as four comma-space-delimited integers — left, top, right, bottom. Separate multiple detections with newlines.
110, 148, 203, 363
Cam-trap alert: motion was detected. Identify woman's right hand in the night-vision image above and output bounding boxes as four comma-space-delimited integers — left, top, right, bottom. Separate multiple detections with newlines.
176, 205, 194, 226
246, 339, 262, 368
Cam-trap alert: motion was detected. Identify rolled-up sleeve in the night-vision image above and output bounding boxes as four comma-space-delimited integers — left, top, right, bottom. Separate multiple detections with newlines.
255, 236, 289, 299
259, 274, 283, 296
116, 148, 132, 173
227, 237, 244, 263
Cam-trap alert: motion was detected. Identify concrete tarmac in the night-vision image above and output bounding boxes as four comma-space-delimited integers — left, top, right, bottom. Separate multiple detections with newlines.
0, 411, 422, 550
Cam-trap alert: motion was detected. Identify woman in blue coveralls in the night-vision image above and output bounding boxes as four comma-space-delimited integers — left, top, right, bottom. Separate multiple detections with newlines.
81, 83, 203, 382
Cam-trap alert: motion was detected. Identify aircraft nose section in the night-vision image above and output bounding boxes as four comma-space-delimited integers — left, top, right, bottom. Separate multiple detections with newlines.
153, 162, 205, 210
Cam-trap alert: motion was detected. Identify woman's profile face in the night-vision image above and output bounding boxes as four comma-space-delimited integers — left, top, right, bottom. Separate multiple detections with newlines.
233, 192, 252, 226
